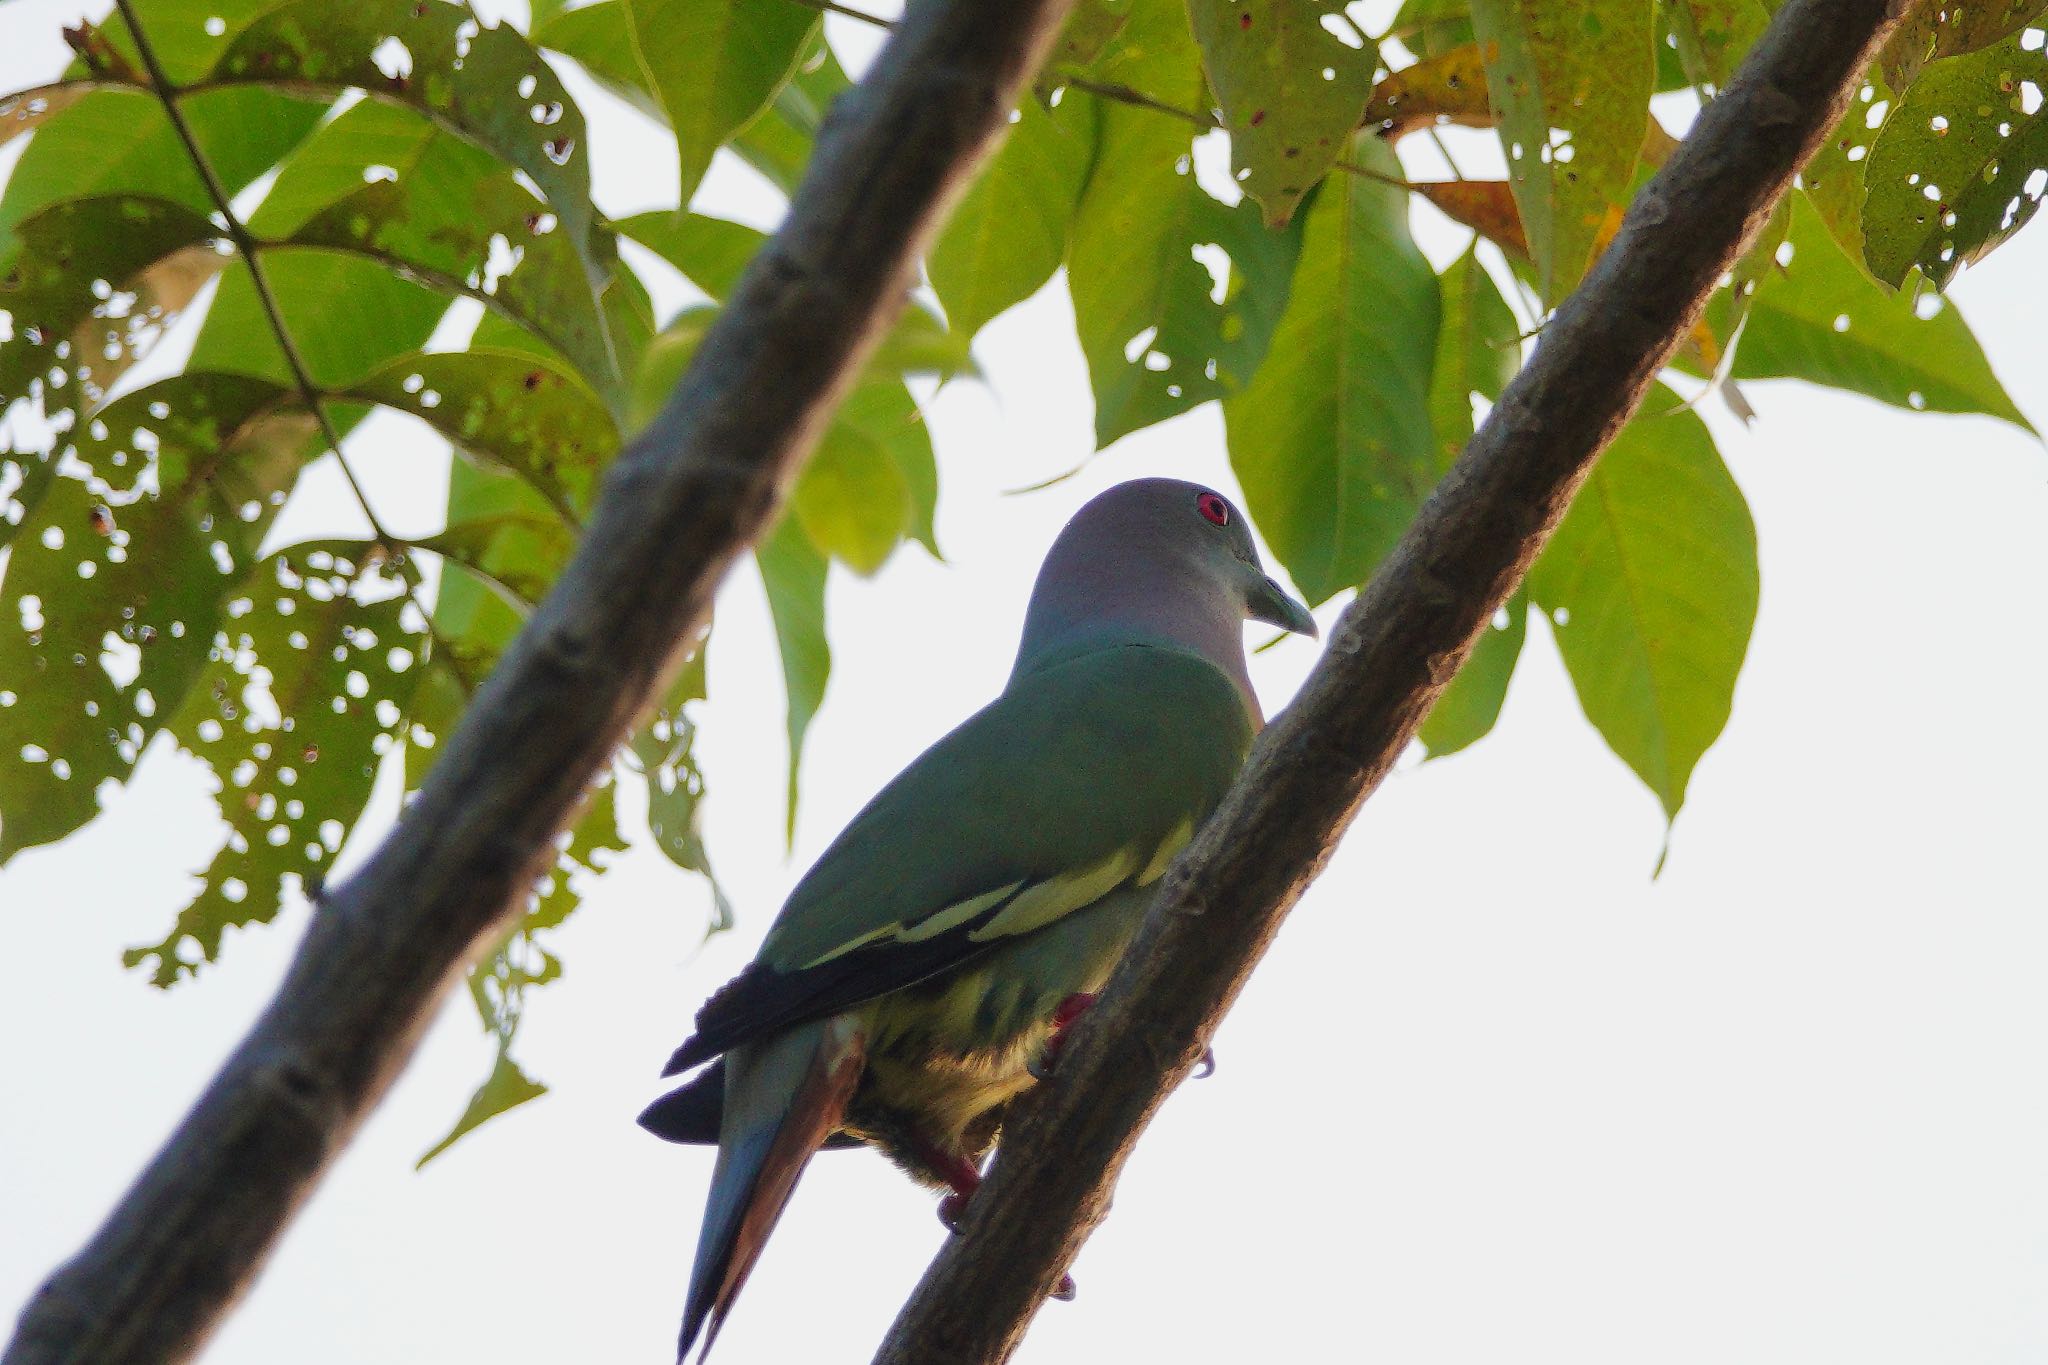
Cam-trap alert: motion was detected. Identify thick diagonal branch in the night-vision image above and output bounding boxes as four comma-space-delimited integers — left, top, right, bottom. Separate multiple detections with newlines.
874, 2, 1906, 1362
0, 2, 1077, 1362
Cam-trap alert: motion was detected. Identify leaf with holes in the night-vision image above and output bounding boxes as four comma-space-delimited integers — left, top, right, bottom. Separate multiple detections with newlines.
349, 348, 618, 519
1862, 32, 2048, 291
1737, 193, 2030, 427
1363, 42, 1493, 138
125, 545, 425, 986
249, 98, 622, 402
0, 375, 315, 863
929, 90, 1096, 342
1188, 0, 1376, 227
1803, 71, 1896, 268
1882, 0, 2048, 89
1225, 137, 1440, 604
0, 194, 222, 421
757, 514, 829, 843
1420, 593, 1528, 756
201, 1, 605, 284
1527, 388, 1757, 820
1469, 0, 1654, 302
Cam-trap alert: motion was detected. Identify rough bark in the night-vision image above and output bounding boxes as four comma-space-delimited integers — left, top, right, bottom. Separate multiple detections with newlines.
0, 2, 1078, 1362
872, 2, 1908, 1361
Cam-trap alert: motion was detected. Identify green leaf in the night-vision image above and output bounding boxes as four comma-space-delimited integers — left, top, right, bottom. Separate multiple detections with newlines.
1736, 193, 2030, 428
0, 376, 316, 863
1527, 388, 1757, 820
1389, 0, 1479, 58
189, 251, 451, 388
534, 3, 834, 197
623, 0, 819, 201
1224, 136, 1440, 604
616, 209, 766, 302
792, 422, 913, 577
1427, 243, 1521, 472
731, 36, 853, 193
1881, 0, 2048, 89
1419, 593, 1527, 756
1187, 0, 1376, 228
835, 382, 939, 557
125, 544, 426, 985
929, 91, 1095, 341
1045, 0, 1136, 74
1469, 0, 1655, 301
417, 1043, 548, 1167
0, 86, 325, 252
1662, 0, 1770, 90
248, 98, 623, 400
1862, 33, 2048, 291
756, 515, 829, 842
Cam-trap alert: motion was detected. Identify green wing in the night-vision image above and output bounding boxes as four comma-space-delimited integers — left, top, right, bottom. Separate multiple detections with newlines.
664, 643, 1252, 1074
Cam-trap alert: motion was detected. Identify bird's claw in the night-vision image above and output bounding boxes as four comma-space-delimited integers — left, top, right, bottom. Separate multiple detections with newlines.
1029, 992, 1100, 1081
937, 1190, 971, 1233
1194, 1045, 1215, 1079
1051, 1273, 1078, 1302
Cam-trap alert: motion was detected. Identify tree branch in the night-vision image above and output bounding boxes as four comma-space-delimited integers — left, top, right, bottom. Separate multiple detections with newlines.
0, 1, 1078, 1361
872, 2, 1906, 1362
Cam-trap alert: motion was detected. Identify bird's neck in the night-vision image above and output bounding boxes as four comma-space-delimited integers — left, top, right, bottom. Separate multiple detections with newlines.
1009, 581, 1260, 723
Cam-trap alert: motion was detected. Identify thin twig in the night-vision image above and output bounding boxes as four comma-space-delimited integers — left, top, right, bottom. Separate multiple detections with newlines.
1426, 125, 1467, 181
782, 0, 893, 29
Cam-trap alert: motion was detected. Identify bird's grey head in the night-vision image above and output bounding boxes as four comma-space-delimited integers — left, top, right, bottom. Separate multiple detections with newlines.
1010, 478, 1317, 705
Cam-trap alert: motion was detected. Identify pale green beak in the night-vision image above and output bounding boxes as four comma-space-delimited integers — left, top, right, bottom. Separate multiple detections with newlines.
1247, 574, 1318, 638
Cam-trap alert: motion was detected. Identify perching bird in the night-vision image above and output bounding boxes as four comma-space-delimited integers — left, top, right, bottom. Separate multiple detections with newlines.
640, 477, 1316, 1361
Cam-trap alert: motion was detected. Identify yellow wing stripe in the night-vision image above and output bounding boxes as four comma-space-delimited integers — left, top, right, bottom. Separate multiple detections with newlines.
969, 845, 1144, 943
794, 822, 1192, 971
1136, 815, 1195, 886
794, 880, 1025, 970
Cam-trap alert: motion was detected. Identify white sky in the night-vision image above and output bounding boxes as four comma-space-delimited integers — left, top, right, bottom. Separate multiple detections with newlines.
4, 4, 2047, 1364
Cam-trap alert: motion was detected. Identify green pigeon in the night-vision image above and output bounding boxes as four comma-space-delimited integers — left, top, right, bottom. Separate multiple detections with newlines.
640, 477, 1316, 1360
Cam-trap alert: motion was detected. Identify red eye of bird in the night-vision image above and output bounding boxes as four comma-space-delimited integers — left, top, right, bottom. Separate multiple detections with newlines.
1197, 492, 1230, 526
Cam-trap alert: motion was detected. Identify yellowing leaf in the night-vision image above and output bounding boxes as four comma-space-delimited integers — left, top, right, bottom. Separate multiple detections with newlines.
1469, 0, 1655, 302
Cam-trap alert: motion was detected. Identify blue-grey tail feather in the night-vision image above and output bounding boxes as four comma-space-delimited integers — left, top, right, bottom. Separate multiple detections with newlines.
676, 1020, 861, 1363
641, 1058, 861, 1150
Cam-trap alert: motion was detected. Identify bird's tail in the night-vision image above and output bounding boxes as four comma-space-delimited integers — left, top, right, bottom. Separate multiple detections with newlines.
677, 1015, 865, 1363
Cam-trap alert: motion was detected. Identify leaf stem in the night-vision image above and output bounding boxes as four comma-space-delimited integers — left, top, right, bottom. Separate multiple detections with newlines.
780, 0, 893, 29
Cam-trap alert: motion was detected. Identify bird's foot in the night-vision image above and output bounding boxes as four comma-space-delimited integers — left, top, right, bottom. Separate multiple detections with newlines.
928, 1150, 983, 1234
1194, 1045, 1216, 1079
1051, 1273, 1078, 1301
1027, 992, 1099, 1080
